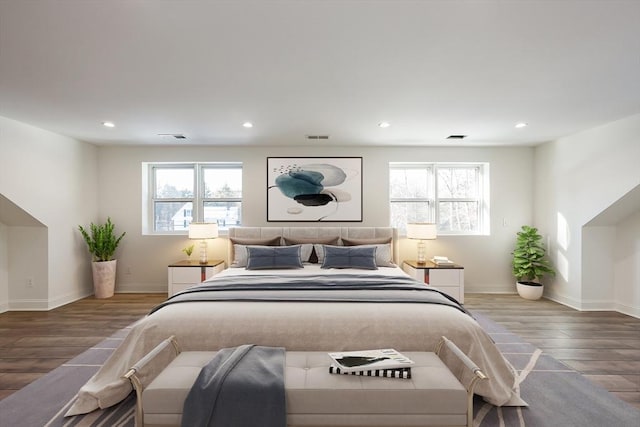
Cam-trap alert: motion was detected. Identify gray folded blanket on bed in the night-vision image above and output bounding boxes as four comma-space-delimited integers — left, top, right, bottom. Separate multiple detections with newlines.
153, 274, 468, 316
181, 344, 286, 427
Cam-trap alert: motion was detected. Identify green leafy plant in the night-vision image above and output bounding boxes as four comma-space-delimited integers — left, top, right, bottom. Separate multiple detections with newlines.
78, 217, 126, 262
182, 244, 195, 257
512, 225, 555, 282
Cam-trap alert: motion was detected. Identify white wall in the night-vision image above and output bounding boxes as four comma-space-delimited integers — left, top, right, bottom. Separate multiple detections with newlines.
534, 113, 640, 313
7, 226, 48, 309
0, 222, 8, 312
0, 116, 99, 309
4, 112, 638, 312
98, 144, 533, 293
614, 211, 640, 316
582, 226, 616, 304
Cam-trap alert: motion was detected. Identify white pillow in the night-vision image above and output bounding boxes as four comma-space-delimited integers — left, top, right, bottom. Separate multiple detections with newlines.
357, 244, 396, 267
296, 243, 314, 263
231, 244, 250, 267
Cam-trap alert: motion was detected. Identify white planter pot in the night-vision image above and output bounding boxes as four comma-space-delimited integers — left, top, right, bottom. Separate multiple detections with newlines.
92, 260, 117, 299
516, 281, 544, 300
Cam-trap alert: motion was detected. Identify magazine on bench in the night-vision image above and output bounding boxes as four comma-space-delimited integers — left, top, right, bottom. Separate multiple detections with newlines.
328, 348, 414, 374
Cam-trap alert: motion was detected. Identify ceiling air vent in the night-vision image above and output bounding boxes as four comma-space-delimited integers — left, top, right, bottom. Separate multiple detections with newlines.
306, 135, 330, 140
446, 135, 467, 140
158, 133, 186, 140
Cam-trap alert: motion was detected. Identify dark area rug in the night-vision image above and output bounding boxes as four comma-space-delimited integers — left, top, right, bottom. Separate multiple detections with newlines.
1, 313, 638, 427
471, 313, 639, 427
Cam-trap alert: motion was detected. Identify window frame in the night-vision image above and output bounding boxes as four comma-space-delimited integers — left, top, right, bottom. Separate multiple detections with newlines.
389, 162, 489, 236
145, 162, 242, 235
389, 163, 435, 226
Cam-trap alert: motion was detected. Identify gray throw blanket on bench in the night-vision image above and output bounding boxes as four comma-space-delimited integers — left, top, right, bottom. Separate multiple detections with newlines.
181, 345, 286, 427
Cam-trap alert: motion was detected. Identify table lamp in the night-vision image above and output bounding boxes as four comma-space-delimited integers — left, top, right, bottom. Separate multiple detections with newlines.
406, 223, 437, 264
188, 222, 218, 264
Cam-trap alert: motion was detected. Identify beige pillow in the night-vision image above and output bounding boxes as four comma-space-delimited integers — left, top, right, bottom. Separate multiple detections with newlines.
341, 237, 392, 245
230, 236, 282, 246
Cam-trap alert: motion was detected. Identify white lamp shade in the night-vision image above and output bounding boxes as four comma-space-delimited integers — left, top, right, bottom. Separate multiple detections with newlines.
406, 223, 437, 240
188, 223, 218, 239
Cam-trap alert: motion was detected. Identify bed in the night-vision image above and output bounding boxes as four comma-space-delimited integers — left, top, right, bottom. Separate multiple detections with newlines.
67, 227, 521, 417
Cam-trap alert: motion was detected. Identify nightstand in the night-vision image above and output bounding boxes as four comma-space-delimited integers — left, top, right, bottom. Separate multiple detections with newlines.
167, 259, 225, 296
402, 260, 465, 303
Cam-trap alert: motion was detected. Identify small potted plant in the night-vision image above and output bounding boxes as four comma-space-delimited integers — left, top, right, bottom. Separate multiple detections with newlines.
79, 217, 126, 298
512, 225, 555, 300
182, 244, 195, 259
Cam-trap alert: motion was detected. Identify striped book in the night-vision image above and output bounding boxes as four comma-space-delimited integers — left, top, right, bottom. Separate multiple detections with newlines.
329, 364, 412, 379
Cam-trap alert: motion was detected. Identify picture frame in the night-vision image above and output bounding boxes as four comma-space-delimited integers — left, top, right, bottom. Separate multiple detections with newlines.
267, 157, 363, 222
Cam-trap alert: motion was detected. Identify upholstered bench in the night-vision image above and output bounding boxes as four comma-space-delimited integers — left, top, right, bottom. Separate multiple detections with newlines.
125, 337, 486, 427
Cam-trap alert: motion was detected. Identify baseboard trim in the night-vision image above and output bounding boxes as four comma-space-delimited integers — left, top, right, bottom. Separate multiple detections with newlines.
8, 298, 51, 311
543, 291, 583, 311
48, 288, 94, 310
115, 282, 167, 293
541, 292, 640, 319
614, 303, 640, 319
3, 284, 166, 312
465, 285, 517, 294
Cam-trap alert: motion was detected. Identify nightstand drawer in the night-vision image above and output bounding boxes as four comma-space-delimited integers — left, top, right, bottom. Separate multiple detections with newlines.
167, 260, 225, 297
171, 268, 203, 284
429, 269, 461, 285
402, 260, 464, 303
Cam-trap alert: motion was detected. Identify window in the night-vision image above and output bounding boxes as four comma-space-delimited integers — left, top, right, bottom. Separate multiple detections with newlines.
389, 163, 489, 235
389, 164, 434, 227
146, 163, 242, 233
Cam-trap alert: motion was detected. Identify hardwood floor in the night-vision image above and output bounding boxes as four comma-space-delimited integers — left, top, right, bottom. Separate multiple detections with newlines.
465, 294, 640, 410
0, 293, 638, 410
0, 293, 166, 400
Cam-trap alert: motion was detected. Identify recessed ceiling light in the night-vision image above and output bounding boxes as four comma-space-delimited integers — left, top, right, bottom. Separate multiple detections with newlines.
102, 121, 115, 128
378, 122, 390, 128
242, 122, 253, 128
515, 122, 528, 128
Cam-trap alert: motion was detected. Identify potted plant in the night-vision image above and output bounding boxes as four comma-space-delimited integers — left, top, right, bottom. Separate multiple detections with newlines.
182, 244, 195, 259
79, 217, 126, 298
512, 225, 555, 300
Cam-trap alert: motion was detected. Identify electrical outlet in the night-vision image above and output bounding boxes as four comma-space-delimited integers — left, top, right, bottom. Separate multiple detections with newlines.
125, 267, 132, 275
26, 277, 34, 288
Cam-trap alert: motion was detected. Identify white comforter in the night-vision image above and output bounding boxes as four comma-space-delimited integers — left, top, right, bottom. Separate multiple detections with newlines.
67, 266, 521, 415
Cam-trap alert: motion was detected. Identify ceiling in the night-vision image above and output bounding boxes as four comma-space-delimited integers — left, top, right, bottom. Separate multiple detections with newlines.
1, 0, 639, 147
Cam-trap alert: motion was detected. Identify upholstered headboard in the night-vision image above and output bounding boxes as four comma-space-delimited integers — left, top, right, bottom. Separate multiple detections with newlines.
227, 227, 399, 264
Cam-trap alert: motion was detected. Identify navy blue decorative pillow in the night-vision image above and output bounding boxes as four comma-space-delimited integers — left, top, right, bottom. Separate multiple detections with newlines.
246, 245, 304, 270
321, 245, 378, 270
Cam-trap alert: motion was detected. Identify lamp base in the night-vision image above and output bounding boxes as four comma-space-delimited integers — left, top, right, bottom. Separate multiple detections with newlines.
416, 240, 426, 264
199, 240, 208, 264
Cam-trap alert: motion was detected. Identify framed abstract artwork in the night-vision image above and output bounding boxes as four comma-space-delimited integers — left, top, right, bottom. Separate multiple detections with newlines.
267, 157, 363, 222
